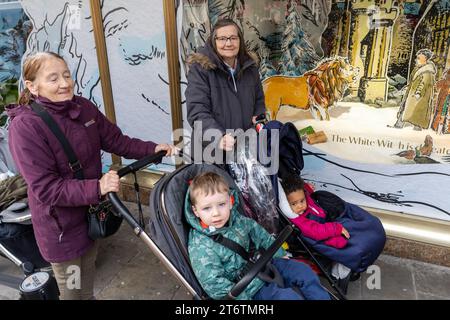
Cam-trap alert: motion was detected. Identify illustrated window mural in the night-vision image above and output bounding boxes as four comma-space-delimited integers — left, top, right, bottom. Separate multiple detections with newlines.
15, 0, 112, 167
5, 0, 174, 171
101, 0, 174, 170
180, 0, 450, 221
0, 0, 31, 126
19, 0, 106, 109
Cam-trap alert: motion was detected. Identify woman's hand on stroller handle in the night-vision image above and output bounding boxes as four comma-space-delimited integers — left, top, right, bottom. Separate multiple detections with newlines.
99, 170, 120, 195
155, 143, 179, 156
219, 114, 267, 151
252, 113, 267, 124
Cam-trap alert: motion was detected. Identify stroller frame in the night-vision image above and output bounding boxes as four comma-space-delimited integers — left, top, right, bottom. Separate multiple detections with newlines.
0, 212, 56, 299
0, 242, 25, 289
109, 152, 348, 300
109, 152, 201, 299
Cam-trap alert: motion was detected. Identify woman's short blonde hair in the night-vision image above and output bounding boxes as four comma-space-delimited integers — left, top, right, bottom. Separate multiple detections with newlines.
18, 52, 67, 105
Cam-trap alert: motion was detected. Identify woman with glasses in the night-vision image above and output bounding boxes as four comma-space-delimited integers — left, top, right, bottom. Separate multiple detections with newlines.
186, 19, 266, 156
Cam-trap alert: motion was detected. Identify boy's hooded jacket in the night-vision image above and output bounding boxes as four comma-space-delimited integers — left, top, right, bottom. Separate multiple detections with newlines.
184, 189, 285, 300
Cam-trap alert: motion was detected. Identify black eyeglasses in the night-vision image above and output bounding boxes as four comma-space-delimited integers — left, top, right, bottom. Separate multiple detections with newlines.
215, 36, 240, 44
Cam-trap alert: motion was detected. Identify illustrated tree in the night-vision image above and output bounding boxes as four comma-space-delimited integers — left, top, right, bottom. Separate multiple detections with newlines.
244, 20, 277, 80
259, 46, 277, 79
0, 79, 19, 126
279, 0, 320, 76
209, 0, 245, 26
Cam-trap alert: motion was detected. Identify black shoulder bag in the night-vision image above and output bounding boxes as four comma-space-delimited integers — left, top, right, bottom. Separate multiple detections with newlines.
31, 102, 123, 240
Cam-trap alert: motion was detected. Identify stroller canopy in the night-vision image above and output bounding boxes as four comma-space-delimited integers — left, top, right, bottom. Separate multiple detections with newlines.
262, 120, 304, 199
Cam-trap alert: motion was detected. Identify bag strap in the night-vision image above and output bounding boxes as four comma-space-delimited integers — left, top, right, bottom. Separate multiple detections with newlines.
210, 233, 285, 287
30, 102, 84, 180
209, 233, 252, 261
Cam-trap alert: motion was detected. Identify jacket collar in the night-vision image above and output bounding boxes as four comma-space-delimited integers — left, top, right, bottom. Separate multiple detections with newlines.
411, 61, 436, 81
188, 43, 257, 77
34, 95, 81, 120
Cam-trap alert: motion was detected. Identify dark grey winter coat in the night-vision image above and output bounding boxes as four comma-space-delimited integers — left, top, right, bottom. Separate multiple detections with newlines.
185, 43, 266, 150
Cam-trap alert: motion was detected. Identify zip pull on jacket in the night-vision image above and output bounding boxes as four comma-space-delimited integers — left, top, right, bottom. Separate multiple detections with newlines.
225, 61, 238, 93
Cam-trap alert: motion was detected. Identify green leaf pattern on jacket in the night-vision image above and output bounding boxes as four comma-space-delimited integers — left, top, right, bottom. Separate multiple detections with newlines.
184, 188, 285, 300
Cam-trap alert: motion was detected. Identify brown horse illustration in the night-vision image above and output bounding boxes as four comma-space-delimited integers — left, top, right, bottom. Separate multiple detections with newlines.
262, 56, 357, 120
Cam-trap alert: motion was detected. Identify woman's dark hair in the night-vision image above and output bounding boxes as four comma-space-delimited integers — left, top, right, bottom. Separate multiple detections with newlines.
416, 49, 433, 60
208, 18, 250, 65
280, 175, 305, 196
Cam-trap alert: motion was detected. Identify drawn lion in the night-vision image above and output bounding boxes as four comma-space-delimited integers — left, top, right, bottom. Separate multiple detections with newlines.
262, 56, 358, 120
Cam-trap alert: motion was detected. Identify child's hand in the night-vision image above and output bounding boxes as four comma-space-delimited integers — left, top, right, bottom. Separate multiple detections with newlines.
342, 227, 350, 239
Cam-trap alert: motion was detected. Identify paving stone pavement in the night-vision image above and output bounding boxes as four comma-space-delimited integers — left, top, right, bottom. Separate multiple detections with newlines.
1, 202, 450, 300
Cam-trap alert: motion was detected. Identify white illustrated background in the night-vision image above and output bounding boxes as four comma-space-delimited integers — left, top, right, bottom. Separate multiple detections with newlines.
277, 101, 450, 222
302, 143, 450, 222
102, 0, 174, 167
179, 0, 450, 222
21, 0, 103, 109
19, 0, 174, 169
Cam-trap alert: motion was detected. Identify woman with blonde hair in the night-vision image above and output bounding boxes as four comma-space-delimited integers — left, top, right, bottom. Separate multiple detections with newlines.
7, 51, 176, 299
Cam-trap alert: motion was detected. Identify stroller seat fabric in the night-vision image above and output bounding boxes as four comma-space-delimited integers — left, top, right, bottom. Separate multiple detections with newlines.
0, 222, 49, 268
280, 184, 386, 272
262, 120, 386, 273
148, 163, 248, 297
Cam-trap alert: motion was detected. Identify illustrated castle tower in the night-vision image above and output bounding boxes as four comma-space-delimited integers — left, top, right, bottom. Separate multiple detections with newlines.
324, 0, 399, 101
348, 0, 398, 102
322, 0, 351, 57
411, 0, 450, 80
388, 0, 423, 81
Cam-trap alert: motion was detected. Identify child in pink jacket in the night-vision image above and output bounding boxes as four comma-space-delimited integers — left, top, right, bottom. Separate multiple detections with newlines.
279, 175, 350, 249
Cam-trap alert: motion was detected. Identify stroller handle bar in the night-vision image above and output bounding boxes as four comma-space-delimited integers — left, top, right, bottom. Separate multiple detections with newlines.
108, 150, 166, 230
107, 151, 202, 299
117, 150, 167, 178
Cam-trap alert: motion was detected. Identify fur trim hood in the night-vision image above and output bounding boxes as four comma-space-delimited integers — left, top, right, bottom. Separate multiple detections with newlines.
187, 52, 217, 70
187, 44, 259, 71
413, 61, 437, 80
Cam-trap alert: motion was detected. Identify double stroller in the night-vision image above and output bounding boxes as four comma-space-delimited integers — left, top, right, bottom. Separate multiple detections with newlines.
109, 119, 386, 300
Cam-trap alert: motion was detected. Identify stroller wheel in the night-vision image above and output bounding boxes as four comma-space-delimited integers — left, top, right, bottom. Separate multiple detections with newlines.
336, 273, 351, 295
350, 272, 361, 282
19, 271, 59, 300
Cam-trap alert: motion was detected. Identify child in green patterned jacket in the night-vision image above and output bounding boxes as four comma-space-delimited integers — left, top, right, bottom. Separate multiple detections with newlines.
184, 171, 330, 300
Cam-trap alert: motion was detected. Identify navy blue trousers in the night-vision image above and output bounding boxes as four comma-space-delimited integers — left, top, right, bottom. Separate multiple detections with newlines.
253, 258, 330, 300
